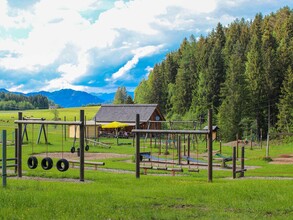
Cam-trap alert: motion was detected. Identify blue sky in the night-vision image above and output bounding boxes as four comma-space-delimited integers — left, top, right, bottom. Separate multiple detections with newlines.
0, 0, 291, 94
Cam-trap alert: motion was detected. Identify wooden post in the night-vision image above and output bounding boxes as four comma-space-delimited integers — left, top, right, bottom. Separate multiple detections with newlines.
240, 146, 245, 178
79, 110, 85, 182
236, 134, 239, 159
232, 146, 236, 179
183, 134, 186, 156
150, 131, 152, 149
158, 134, 161, 155
17, 112, 22, 177
2, 130, 7, 187
250, 128, 252, 150
94, 120, 97, 143
187, 135, 190, 165
64, 116, 67, 141
219, 140, 222, 154
178, 135, 181, 165
14, 128, 18, 174
207, 109, 213, 183
135, 114, 140, 179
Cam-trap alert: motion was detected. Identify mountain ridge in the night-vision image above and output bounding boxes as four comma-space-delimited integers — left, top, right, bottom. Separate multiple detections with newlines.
0, 88, 107, 108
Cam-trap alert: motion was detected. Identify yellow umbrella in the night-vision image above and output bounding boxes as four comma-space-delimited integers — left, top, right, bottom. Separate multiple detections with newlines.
101, 121, 129, 129
101, 121, 129, 145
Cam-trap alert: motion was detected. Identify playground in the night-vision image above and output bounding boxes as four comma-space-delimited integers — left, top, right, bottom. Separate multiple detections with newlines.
1, 107, 293, 219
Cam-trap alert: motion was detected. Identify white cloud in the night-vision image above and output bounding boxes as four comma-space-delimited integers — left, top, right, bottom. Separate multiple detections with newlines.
0, 0, 32, 29
0, 0, 289, 93
0, 0, 217, 78
107, 45, 163, 82
144, 66, 153, 78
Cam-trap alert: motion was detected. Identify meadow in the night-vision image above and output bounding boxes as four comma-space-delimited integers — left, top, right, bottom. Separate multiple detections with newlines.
0, 107, 293, 219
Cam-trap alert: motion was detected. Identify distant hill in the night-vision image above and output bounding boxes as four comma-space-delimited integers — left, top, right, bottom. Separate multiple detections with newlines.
0, 88, 135, 108
27, 89, 104, 108
0, 88, 9, 93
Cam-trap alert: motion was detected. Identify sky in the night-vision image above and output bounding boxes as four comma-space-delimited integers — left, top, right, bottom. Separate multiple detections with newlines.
0, 0, 291, 94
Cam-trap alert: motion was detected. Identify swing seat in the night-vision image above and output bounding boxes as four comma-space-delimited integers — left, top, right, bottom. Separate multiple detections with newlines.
215, 153, 232, 162
167, 167, 183, 172
140, 165, 153, 169
152, 166, 167, 170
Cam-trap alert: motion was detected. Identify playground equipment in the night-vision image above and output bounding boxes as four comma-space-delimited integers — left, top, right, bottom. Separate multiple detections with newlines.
14, 110, 86, 181
56, 124, 69, 172
133, 109, 214, 182
214, 153, 233, 168
140, 133, 184, 176
22, 117, 48, 144
232, 146, 247, 178
27, 124, 38, 169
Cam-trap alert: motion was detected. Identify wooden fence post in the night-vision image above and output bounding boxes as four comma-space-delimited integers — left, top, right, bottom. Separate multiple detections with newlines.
135, 114, 140, 179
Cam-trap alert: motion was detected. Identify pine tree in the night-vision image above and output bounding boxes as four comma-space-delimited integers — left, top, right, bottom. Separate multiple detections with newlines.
218, 42, 248, 140
245, 13, 264, 137
134, 79, 151, 103
113, 86, 128, 104
125, 95, 134, 104
277, 67, 293, 132
172, 38, 197, 115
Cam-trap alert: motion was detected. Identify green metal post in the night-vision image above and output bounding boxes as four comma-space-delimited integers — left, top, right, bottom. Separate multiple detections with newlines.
17, 112, 22, 177
2, 130, 7, 187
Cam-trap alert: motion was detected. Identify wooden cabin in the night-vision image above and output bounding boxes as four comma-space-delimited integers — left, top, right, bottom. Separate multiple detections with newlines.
68, 104, 165, 138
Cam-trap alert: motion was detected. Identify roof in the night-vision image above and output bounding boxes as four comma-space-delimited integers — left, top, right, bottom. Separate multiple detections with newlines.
203, 125, 219, 131
93, 104, 165, 123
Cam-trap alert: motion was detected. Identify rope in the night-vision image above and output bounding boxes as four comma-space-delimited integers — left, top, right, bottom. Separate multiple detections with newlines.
61, 124, 64, 158
46, 124, 49, 157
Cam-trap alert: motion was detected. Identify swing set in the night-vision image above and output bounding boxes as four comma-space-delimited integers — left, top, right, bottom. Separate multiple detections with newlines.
22, 117, 48, 144
133, 109, 214, 182
14, 110, 87, 182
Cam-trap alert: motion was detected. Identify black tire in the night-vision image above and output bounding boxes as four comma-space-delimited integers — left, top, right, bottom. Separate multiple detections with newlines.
41, 157, 53, 170
85, 145, 89, 151
56, 159, 69, 172
27, 156, 38, 169
71, 146, 75, 153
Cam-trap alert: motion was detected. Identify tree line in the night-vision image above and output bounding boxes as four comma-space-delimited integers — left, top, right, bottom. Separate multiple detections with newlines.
134, 7, 293, 141
0, 92, 49, 110
113, 86, 134, 104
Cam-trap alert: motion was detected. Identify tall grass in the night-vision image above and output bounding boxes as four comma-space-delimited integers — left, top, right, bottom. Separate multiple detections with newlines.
0, 174, 293, 219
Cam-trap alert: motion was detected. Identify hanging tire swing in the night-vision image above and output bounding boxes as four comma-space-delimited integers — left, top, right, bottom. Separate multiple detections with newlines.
28, 124, 38, 169
85, 145, 89, 151
41, 157, 53, 170
70, 146, 75, 153
57, 124, 69, 172
27, 156, 38, 169
56, 159, 69, 172
71, 124, 77, 153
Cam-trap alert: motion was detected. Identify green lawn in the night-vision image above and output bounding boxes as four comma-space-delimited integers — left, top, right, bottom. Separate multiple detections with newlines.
1, 108, 293, 219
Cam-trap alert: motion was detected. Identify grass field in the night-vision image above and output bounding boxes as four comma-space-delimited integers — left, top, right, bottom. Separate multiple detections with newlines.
1, 107, 293, 219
